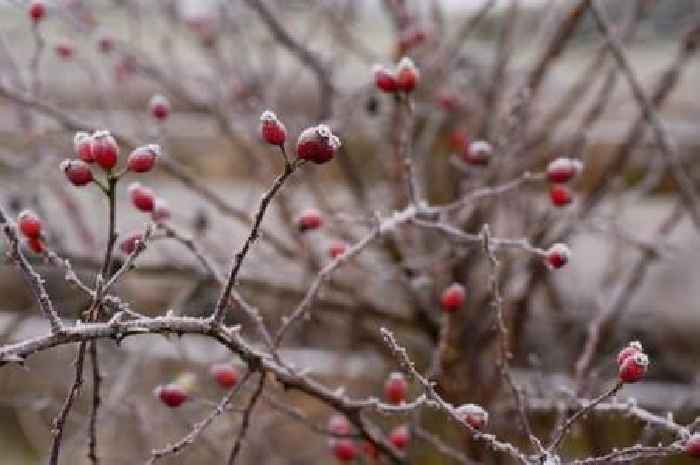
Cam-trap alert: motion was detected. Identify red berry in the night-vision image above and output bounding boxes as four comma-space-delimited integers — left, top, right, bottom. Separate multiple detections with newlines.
329, 240, 348, 259
119, 231, 143, 255
384, 372, 408, 404
332, 438, 357, 462
463, 140, 493, 165
550, 184, 573, 207
449, 129, 469, 152
440, 283, 466, 313
74, 132, 95, 163
60, 159, 93, 186
155, 384, 188, 408
373, 65, 398, 93
17, 210, 41, 239
328, 415, 352, 436
545, 243, 570, 269
298, 209, 323, 232
55, 40, 74, 59
296, 124, 341, 164
210, 363, 239, 389
547, 157, 583, 183
685, 434, 700, 457
98, 36, 114, 53
395, 57, 419, 93
91, 131, 119, 170
127, 144, 160, 173
29, 0, 46, 23
25, 237, 45, 254
618, 352, 649, 383
149, 94, 170, 121
616, 341, 643, 366
456, 403, 489, 430
151, 198, 171, 223
389, 425, 410, 450
128, 182, 155, 212
436, 90, 461, 112
260, 110, 287, 146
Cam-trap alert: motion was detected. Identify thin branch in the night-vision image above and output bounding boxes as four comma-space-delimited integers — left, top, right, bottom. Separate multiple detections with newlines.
0, 205, 63, 334
588, 0, 700, 229
226, 374, 266, 465
211, 160, 297, 324
48, 343, 86, 465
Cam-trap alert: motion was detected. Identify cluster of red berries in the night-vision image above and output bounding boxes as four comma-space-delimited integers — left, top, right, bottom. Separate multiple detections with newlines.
373, 57, 420, 94
17, 210, 45, 254
260, 110, 342, 165
547, 157, 583, 207
327, 414, 411, 462
155, 364, 239, 408
616, 341, 649, 383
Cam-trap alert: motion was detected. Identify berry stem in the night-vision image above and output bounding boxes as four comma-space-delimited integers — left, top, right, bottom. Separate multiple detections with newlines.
547, 380, 623, 453
210, 160, 297, 325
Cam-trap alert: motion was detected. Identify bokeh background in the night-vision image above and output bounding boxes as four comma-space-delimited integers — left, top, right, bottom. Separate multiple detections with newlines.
0, 0, 699, 464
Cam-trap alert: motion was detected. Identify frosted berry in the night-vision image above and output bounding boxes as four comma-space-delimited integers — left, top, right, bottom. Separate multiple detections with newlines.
17, 210, 41, 239
29, 1, 46, 23
210, 364, 239, 389
91, 131, 119, 170
127, 144, 160, 173
685, 434, 700, 457
463, 140, 493, 165
547, 157, 583, 183
550, 184, 573, 207
618, 352, 649, 383
298, 209, 323, 232
149, 94, 170, 121
373, 65, 398, 93
545, 243, 570, 269
389, 425, 410, 450
74, 132, 95, 163
328, 414, 352, 436
155, 384, 188, 408
151, 198, 171, 223
296, 124, 341, 164
456, 403, 489, 429
616, 341, 643, 366
384, 372, 408, 405
60, 159, 93, 186
128, 182, 155, 212
332, 439, 357, 462
260, 110, 287, 146
440, 283, 466, 313
55, 40, 74, 59
329, 240, 348, 259
395, 57, 419, 93
119, 232, 143, 255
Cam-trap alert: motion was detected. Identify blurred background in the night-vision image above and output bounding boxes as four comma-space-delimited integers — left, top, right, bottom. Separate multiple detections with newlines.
0, 0, 699, 464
